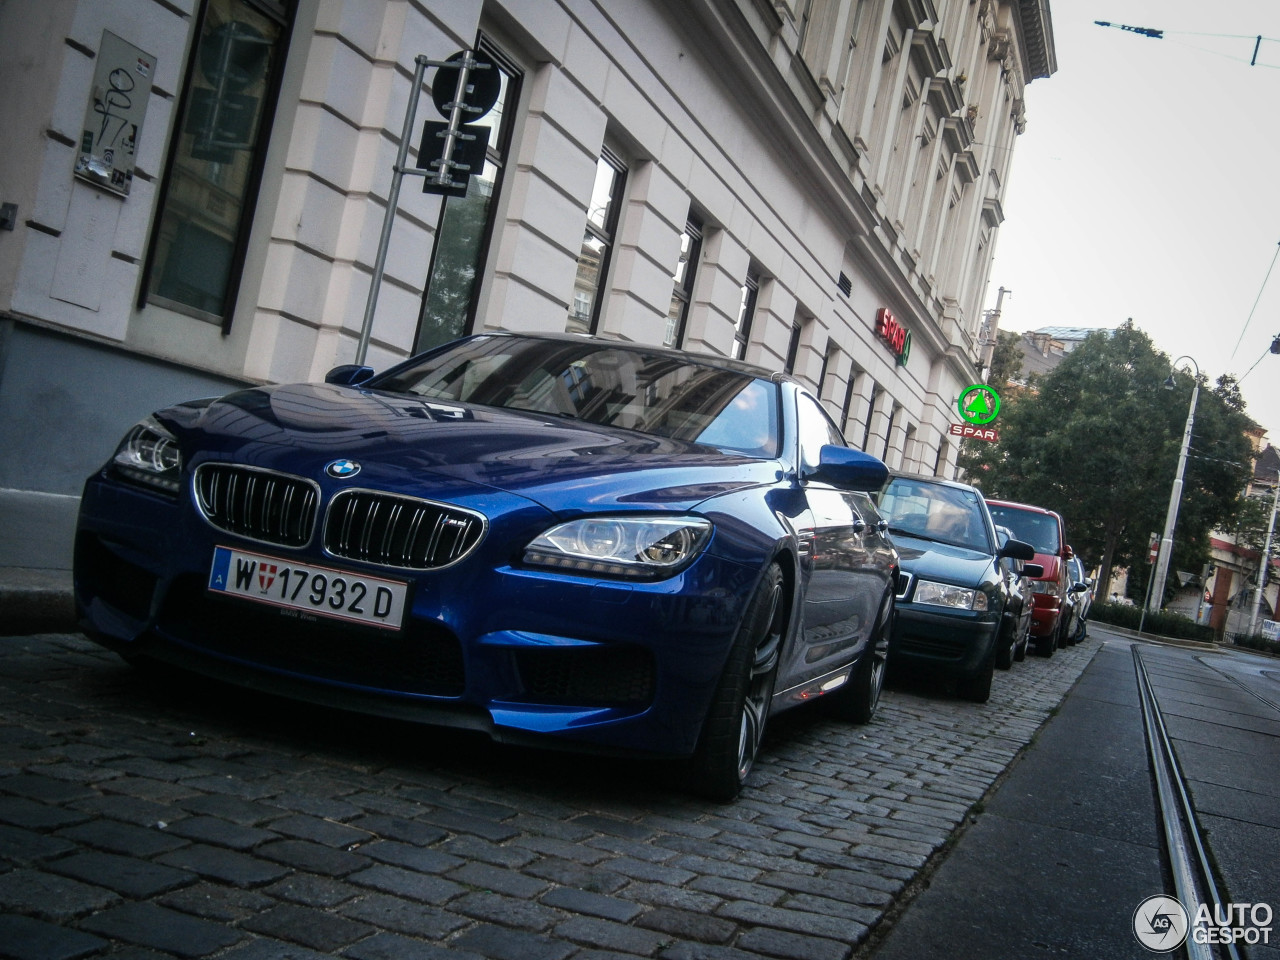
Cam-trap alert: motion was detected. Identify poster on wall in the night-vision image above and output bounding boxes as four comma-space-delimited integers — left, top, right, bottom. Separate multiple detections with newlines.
73, 31, 156, 197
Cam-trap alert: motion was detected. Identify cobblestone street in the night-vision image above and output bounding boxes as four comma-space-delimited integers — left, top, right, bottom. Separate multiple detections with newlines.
0, 633, 1097, 960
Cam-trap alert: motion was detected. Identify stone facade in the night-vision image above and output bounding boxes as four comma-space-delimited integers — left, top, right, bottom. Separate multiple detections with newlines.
0, 0, 1055, 557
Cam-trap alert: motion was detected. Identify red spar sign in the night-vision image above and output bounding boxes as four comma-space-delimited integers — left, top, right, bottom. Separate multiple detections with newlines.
949, 423, 999, 442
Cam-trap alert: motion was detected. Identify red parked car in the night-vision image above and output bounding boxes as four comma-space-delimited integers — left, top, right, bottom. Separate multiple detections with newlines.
985, 500, 1072, 656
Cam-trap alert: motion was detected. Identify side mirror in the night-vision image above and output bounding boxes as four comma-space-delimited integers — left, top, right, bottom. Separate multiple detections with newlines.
1070, 581, 1088, 593
1064, 543, 1075, 560
999, 537, 1036, 561
1023, 562, 1045, 579
807, 445, 889, 492
325, 364, 376, 386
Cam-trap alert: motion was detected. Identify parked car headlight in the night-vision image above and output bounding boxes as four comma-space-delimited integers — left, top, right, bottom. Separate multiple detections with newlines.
524, 516, 712, 580
111, 416, 183, 495
913, 579, 988, 611
1029, 581, 1060, 595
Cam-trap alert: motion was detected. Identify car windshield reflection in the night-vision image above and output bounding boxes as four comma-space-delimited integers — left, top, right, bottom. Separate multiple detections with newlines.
373, 335, 780, 457
877, 478, 992, 552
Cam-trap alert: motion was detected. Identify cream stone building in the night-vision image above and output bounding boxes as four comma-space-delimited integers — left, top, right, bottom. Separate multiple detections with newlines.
0, 0, 1055, 566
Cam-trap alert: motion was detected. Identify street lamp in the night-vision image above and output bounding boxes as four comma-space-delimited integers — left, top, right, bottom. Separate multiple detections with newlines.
1148, 356, 1200, 614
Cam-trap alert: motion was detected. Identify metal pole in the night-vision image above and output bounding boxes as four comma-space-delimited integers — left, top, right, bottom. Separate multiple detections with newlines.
1148, 360, 1200, 614
1247, 479, 1280, 636
356, 55, 430, 366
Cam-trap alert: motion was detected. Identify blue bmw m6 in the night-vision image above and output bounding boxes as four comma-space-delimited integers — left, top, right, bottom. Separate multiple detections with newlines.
75, 333, 896, 799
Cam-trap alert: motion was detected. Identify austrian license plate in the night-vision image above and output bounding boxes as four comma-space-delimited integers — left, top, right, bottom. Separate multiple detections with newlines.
207, 546, 409, 631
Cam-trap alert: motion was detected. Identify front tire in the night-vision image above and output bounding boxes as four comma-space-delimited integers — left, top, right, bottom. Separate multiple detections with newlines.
956, 653, 994, 703
686, 563, 786, 802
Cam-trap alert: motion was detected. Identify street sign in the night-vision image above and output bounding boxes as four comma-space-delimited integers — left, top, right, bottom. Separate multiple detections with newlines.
416, 121, 489, 197
949, 423, 999, 442
418, 50, 497, 196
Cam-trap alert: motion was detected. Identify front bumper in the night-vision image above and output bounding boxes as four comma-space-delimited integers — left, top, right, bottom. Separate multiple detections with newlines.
1028, 594, 1062, 637
889, 603, 1001, 678
74, 471, 758, 759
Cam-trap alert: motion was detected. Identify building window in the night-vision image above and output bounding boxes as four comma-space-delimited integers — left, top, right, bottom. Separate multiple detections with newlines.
141, 0, 294, 327
415, 38, 521, 354
733, 271, 759, 361
665, 216, 702, 347
882, 403, 898, 462
784, 320, 802, 374
861, 382, 878, 451
567, 148, 626, 334
841, 367, 859, 428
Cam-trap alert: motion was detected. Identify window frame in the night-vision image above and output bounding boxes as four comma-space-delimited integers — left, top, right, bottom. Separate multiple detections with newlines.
733, 270, 760, 361
414, 34, 522, 354
138, 0, 295, 330
665, 215, 703, 348
568, 146, 627, 335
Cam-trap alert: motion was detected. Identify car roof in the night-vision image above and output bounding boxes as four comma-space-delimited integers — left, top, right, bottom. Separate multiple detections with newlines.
887, 471, 984, 496
985, 498, 1062, 519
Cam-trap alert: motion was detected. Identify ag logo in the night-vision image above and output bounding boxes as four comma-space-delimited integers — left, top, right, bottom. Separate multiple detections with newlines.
1133, 895, 1189, 952
325, 459, 361, 479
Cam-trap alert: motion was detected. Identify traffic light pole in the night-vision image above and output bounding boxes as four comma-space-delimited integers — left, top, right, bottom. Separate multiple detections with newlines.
356, 55, 430, 366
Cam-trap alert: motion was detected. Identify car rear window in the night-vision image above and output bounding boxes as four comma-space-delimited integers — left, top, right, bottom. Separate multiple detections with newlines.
372, 336, 780, 457
987, 504, 1061, 554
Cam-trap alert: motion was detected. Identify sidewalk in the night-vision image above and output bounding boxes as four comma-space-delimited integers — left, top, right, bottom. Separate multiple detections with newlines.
0, 488, 76, 634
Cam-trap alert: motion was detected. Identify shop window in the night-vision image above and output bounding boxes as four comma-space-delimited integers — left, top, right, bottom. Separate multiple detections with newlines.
665, 216, 702, 348
567, 147, 626, 334
415, 39, 521, 354
142, 0, 293, 327
733, 271, 759, 361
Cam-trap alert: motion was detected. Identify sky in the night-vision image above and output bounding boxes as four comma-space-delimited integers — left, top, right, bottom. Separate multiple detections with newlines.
984, 1, 1280, 446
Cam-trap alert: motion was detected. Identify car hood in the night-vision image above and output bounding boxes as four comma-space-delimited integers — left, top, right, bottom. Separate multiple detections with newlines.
158, 382, 779, 513
891, 532, 995, 587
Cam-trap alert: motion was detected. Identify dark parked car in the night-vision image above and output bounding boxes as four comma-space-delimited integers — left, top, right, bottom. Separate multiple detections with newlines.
995, 524, 1044, 669
985, 500, 1072, 656
876, 474, 1035, 702
75, 332, 898, 800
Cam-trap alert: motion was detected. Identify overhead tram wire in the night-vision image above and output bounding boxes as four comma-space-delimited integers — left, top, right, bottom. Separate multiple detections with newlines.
1095, 21, 1280, 68
1231, 241, 1280, 364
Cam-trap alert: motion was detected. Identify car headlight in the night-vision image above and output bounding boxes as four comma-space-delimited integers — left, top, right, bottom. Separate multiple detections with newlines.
111, 416, 183, 495
1029, 581, 1059, 595
524, 516, 712, 580
913, 579, 988, 611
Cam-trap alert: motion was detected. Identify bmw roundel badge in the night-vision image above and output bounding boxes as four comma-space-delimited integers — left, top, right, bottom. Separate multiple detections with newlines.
325, 459, 361, 479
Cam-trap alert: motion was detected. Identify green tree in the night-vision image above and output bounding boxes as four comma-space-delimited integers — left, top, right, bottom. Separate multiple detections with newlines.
986, 329, 1024, 388
959, 321, 1252, 603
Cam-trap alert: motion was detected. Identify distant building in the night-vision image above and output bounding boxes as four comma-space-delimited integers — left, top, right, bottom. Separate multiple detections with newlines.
1013, 326, 1112, 381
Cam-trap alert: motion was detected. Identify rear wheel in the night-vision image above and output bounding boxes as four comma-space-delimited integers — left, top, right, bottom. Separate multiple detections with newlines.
686, 563, 786, 801
824, 591, 891, 724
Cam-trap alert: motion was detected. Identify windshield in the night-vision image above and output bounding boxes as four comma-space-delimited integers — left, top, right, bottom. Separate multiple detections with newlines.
987, 504, 1061, 554
876, 478, 993, 552
372, 336, 780, 457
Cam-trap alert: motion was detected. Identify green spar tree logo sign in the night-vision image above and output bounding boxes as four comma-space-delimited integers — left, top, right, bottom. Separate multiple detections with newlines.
958, 385, 1000, 425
